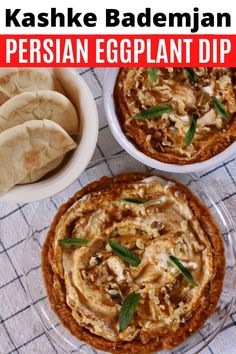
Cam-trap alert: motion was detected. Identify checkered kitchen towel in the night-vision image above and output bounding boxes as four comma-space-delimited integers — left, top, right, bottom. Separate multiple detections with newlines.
0, 68, 236, 354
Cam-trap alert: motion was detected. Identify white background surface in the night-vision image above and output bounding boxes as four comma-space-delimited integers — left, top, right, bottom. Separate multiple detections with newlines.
0, 0, 235, 34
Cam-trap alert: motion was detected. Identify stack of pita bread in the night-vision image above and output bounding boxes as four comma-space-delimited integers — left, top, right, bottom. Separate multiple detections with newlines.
0, 68, 79, 197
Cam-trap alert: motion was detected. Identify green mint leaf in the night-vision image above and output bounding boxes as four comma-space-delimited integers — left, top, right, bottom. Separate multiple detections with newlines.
108, 240, 141, 267
185, 113, 198, 147
148, 68, 158, 83
184, 68, 197, 84
119, 292, 140, 332
133, 104, 172, 120
211, 96, 229, 120
121, 198, 148, 205
58, 238, 89, 247
169, 256, 198, 286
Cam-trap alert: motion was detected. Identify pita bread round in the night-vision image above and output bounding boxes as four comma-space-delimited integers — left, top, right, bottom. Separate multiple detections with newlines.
0, 91, 9, 106
19, 156, 64, 184
0, 90, 79, 135
0, 119, 76, 196
0, 68, 64, 100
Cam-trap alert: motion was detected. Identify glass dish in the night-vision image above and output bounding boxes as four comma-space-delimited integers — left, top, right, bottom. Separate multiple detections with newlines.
23, 154, 236, 354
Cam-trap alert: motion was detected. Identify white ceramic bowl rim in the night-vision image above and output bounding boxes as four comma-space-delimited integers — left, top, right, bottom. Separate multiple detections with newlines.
0, 68, 98, 203
103, 68, 236, 174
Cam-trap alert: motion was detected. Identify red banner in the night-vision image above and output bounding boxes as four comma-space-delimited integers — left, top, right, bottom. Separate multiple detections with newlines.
0, 34, 235, 66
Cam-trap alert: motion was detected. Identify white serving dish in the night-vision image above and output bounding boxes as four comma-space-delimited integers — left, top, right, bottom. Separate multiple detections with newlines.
103, 68, 236, 174
0, 68, 98, 203
23, 154, 236, 354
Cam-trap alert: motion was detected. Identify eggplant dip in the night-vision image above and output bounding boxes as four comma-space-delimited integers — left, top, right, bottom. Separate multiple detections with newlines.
42, 173, 224, 353
114, 68, 236, 164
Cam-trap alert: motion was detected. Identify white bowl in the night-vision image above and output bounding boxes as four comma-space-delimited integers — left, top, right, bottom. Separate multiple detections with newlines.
0, 68, 98, 203
103, 68, 236, 174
